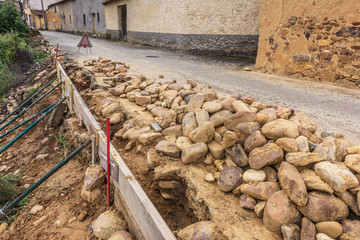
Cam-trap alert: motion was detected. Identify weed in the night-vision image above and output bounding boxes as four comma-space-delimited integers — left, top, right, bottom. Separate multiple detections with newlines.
23, 87, 38, 100
29, 87, 38, 95
0, 93, 6, 104
34, 51, 50, 63
3, 173, 19, 185
55, 156, 63, 162
55, 134, 70, 149
0, 174, 17, 204
55, 134, 70, 158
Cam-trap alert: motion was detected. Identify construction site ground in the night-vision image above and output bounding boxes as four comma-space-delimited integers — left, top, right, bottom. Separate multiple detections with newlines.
1, 31, 360, 240
0, 57, 117, 240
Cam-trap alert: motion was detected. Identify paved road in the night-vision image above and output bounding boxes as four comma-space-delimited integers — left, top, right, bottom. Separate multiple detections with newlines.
41, 31, 360, 144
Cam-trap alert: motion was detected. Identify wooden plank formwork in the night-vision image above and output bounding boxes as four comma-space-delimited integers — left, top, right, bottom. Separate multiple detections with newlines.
57, 62, 176, 240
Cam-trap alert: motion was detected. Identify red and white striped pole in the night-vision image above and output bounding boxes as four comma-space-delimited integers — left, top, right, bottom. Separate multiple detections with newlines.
106, 118, 110, 208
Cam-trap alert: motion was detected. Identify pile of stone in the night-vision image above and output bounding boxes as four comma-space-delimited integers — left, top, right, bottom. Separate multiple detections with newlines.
84, 57, 130, 79
85, 58, 360, 239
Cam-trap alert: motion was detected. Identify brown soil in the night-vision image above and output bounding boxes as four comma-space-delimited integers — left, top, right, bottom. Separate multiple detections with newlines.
0, 57, 116, 239
112, 141, 198, 231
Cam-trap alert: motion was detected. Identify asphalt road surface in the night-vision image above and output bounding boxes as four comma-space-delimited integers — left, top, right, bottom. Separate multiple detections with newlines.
41, 31, 360, 144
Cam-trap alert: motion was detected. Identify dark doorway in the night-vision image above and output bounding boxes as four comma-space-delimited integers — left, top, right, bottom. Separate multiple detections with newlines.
118, 5, 127, 41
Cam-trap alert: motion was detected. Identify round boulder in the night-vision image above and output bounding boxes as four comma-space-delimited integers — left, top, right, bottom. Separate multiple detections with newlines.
93, 211, 127, 239
261, 119, 300, 140
218, 166, 244, 192
263, 190, 301, 233
315, 221, 342, 239
242, 169, 266, 183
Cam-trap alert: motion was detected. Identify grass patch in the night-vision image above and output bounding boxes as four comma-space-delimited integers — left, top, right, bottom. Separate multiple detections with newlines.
34, 51, 50, 63
22, 87, 38, 100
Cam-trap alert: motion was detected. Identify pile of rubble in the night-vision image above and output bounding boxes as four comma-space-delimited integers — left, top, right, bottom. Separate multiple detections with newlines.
83, 57, 360, 239
84, 57, 129, 79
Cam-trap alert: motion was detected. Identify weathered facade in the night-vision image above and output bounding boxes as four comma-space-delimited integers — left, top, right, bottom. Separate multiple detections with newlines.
23, 0, 59, 29
103, 0, 262, 57
46, 0, 106, 36
49, 0, 75, 32
73, 0, 106, 36
255, 0, 360, 86
45, 6, 61, 30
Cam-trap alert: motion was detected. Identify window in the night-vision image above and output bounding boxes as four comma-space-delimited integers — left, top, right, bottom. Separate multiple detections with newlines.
97, 13, 100, 22
83, 14, 86, 25
54, 7, 57, 13
63, 14, 66, 23
69, 15, 71, 24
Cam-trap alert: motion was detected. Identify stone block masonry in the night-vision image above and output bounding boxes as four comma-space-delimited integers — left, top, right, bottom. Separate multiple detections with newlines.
255, 0, 360, 87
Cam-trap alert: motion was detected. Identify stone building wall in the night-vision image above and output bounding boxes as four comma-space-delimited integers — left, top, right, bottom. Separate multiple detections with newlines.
33, 14, 45, 30
103, 0, 262, 57
46, 8, 61, 30
73, 0, 106, 35
255, 0, 360, 86
55, 0, 75, 32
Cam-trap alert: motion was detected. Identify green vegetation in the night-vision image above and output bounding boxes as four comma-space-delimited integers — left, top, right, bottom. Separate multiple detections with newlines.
55, 134, 70, 149
34, 50, 50, 63
0, 1, 28, 96
22, 87, 38, 100
0, 1, 29, 37
55, 133, 70, 156
0, 94, 7, 104
0, 172, 30, 225
0, 1, 51, 97
0, 174, 17, 204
